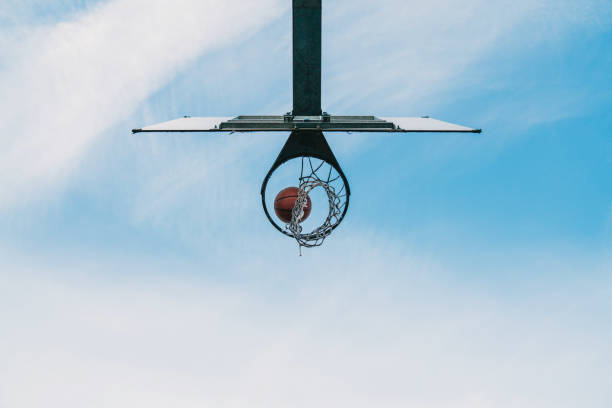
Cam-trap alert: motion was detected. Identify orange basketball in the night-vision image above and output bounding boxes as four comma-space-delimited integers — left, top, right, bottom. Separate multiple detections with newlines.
274, 187, 312, 223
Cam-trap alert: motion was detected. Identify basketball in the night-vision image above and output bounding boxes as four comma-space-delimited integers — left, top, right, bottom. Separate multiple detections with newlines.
274, 187, 312, 223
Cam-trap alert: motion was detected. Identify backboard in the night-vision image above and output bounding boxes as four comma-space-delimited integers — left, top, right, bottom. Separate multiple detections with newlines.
133, 115, 480, 133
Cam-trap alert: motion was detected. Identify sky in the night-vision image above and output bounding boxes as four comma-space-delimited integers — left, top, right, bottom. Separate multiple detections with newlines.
0, 0, 611, 407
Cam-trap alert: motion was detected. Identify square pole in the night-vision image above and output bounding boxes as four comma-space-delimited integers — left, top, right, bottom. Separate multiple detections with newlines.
292, 0, 322, 116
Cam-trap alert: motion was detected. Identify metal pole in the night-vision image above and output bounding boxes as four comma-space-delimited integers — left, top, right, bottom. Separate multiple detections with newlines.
292, 0, 322, 116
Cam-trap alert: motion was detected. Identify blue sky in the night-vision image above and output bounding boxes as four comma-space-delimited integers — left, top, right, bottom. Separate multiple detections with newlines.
1, 0, 611, 406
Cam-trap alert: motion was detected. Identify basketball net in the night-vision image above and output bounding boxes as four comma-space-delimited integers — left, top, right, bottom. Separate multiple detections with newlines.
287, 174, 344, 256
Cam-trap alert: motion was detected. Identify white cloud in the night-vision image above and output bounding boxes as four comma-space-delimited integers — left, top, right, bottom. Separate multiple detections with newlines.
0, 0, 286, 210
0, 248, 610, 408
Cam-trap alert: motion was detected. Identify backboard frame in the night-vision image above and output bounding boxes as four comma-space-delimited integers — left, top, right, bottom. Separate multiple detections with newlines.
133, 115, 482, 133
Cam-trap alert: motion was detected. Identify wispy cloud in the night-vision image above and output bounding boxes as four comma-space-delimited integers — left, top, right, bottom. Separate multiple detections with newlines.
322, 0, 612, 115
0, 0, 286, 210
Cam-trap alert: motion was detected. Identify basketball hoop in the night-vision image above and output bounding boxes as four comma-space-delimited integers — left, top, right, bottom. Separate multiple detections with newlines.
261, 130, 350, 254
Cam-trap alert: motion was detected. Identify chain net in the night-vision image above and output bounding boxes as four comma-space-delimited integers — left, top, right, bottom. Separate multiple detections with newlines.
286, 157, 347, 254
